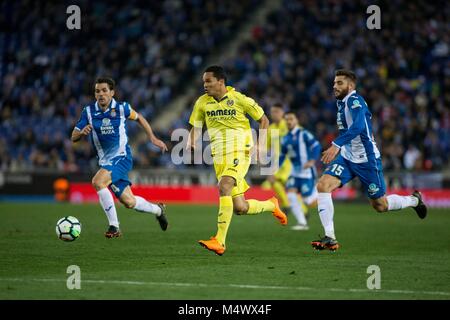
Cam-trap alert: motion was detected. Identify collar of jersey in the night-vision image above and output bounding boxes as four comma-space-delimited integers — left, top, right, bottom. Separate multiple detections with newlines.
290, 126, 300, 135
95, 98, 117, 113
341, 90, 356, 103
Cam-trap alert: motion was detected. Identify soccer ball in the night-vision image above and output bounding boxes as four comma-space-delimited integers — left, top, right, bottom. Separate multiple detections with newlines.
56, 216, 81, 241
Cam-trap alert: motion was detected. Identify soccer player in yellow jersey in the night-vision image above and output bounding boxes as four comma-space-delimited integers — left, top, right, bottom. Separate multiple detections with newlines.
262, 104, 292, 212
187, 66, 288, 255
262, 104, 309, 219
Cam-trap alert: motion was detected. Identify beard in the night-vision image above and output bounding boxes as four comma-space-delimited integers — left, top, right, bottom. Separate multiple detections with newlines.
335, 87, 349, 100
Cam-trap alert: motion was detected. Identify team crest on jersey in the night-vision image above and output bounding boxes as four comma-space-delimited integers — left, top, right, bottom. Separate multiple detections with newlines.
110, 109, 116, 117
351, 100, 362, 109
368, 183, 379, 195
227, 99, 234, 107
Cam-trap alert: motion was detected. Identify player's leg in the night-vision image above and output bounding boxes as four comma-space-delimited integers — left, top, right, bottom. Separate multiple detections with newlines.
239, 182, 287, 225
311, 156, 353, 251
215, 175, 235, 245
232, 188, 277, 217
199, 152, 240, 255
217, 151, 287, 222
198, 175, 234, 255
287, 190, 308, 230
285, 177, 308, 229
272, 160, 292, 213
360, 159, 427, 218
92, 168, 120, 236
316, 174, 341, 238
371, 191, 427, 218
291, 177, 319, 230
118, 186, 168, 231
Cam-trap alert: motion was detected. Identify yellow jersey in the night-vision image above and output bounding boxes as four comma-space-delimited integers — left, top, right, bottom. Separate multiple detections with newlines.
189, 86, 264, 157
267, 119, 288, 157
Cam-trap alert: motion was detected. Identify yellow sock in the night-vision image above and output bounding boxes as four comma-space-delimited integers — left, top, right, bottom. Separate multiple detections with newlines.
273, 181, 289, 208
215, 196, 233, 246
247, 199, 275, 215
301, 198, 309, 215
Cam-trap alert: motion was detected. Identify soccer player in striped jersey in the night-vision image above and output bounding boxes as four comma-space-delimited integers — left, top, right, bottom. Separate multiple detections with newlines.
278, 111, 321, 230
71, 77, 169, 238
312, 69, 427, 251
187, 66, 288, 256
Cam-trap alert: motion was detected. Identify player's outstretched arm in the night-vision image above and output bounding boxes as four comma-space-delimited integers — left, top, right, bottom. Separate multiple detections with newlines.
136, 113, 168, 153
71, 124, 92, 143
256, 114, 270, 162
186, 126, 202, 151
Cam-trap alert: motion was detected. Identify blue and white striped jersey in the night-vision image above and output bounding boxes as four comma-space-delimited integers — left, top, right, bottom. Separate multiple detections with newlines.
332, 90, 380, 163
75, 98, 138, 166
279, 126, 321, 179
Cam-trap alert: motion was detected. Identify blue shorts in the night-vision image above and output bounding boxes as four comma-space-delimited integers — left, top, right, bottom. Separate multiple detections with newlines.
324, 155, 386, 199
286, 176, 316, 198
100, 156, 133, 198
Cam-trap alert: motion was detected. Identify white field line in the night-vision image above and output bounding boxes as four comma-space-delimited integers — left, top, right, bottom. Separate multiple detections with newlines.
0, 278, 449, 296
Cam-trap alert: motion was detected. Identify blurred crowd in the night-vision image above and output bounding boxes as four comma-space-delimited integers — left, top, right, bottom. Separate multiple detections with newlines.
0, 0, 258, 172
220, 0, 449, 172
1, 0, 449, 173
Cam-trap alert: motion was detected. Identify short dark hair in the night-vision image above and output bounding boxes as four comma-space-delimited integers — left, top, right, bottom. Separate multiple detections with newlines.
95, 77, 115, 90
335, 69, 357, 83
284, 110, 298, 118
271, 103, 284, 110
204, 65, 227, 82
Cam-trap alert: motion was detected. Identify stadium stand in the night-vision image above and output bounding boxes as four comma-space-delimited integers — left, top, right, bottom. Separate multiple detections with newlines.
174, 0, 449, 173
0, 0, 448, 174
0, 0, 260, 172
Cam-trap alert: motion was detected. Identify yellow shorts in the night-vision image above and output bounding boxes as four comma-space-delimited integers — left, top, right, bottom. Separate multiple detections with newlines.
213, 151, 250, 197
274, 158, 292, 184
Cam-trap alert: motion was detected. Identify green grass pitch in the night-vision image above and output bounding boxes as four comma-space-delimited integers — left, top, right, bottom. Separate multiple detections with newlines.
0, 202, 449, 299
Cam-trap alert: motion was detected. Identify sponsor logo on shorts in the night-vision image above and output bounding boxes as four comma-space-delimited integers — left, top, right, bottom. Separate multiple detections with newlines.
301, 184, 310, 194
368, 183, 379, 195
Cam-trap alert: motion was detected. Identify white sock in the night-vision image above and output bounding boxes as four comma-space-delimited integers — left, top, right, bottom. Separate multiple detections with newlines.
97, 188, 119, 227
387, 194, 419, 211
133, 196, 162, 216
318, 192, 336, 239
287, 192, 307, 225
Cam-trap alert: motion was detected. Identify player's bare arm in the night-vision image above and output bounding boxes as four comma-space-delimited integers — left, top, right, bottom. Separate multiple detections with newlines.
136, 113, 168, 153
186, 126, 202, 151
256, 114, 270, 162
71, 124, 92, 143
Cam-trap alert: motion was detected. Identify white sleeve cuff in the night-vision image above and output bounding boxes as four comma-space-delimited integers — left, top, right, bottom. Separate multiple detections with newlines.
332, 142, 341, 148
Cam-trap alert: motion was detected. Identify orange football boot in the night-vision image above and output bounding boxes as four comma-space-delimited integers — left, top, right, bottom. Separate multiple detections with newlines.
269, 197, 288, 225
198, 237, 226, 256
